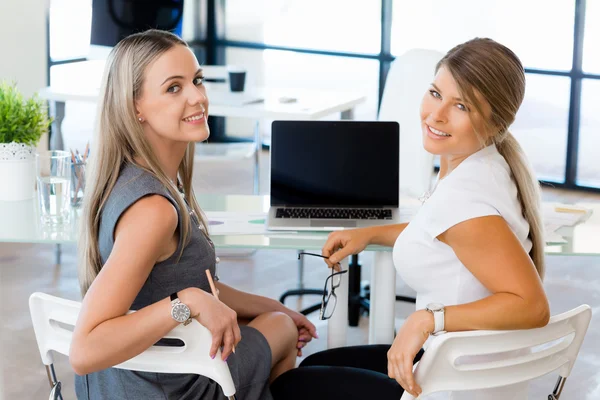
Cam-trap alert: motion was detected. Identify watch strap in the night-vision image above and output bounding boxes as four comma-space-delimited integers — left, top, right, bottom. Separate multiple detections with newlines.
426, 303, 445, 335
433, 309, 444, 334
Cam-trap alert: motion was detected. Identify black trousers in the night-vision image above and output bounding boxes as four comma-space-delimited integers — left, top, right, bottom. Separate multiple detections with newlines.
270, 345, 424, 400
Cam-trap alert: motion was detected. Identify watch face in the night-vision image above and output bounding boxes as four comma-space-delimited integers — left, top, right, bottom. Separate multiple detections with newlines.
172, 303, 191, 323
427, 302, 444, 312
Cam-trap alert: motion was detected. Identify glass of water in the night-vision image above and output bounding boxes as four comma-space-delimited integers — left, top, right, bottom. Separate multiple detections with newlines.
36, 150, 71, 225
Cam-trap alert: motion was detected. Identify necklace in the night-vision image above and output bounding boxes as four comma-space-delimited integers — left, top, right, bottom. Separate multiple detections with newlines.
418, 175, 442, 204
177, 185, 220, 281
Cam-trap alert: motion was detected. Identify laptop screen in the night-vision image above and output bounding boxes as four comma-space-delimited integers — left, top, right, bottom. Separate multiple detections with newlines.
270, 121, 399, 207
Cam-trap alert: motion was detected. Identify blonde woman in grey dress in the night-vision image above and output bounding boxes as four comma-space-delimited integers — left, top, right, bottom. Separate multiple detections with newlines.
71, 29, 317, 400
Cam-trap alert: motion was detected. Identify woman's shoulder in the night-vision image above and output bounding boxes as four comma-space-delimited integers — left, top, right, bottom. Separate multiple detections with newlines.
102, 163, 179, 221
443, 146, 513, 196
116, 193, 178, 236
113, 163, 170, 197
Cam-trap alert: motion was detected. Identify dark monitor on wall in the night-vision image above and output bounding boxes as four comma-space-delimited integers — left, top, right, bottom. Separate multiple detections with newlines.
91, 0, 184, 47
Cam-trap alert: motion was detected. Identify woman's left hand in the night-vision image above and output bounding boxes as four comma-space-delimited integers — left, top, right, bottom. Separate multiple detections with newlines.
284, 309, 318, 357
387, 310, 434, 397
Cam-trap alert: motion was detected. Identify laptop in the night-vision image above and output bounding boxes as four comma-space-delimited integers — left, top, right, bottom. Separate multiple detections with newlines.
267, 120, 400, 231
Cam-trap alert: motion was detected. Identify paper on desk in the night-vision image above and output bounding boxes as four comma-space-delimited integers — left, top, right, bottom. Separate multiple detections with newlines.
205, 211, 269, 235
542, 203, 593, 227
544, 223, 568, 244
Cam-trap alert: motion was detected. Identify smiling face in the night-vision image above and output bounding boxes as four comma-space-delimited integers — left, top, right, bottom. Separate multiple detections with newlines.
420, 66, 492, 161
135, 44, 209, 147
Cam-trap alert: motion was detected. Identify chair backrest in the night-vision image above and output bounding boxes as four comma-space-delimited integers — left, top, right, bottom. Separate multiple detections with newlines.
379, 49, 444, 199
400, 305, 592, 399
29, 292, 236, 397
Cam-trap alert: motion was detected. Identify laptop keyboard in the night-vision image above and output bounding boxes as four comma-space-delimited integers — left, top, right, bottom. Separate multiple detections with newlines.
275, 208, 393, 220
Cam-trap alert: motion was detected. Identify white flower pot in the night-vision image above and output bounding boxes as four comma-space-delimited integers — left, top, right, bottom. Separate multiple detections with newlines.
0, 142, 36, 201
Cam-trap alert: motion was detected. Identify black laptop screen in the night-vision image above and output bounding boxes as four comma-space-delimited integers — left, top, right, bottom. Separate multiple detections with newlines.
270, 121, 399, 207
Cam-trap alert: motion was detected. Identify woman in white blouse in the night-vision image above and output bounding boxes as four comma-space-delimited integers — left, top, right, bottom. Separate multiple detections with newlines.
271, 37, 550, 400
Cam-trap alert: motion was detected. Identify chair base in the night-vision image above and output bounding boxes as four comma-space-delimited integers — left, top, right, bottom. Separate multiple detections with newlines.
549, 376, 567, 399
49, 381, 62, 400
279, 254, 418, 324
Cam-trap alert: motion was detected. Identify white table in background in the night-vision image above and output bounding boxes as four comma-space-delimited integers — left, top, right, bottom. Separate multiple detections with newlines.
40, 60, 366, 150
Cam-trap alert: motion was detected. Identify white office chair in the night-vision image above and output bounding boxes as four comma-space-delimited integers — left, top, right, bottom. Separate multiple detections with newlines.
379, 49, 444, 199
400, 305, 592, 400
29, 292, 237, 400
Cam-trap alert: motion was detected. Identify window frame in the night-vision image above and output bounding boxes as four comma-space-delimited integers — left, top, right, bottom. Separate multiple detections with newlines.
47, 0, 600, 193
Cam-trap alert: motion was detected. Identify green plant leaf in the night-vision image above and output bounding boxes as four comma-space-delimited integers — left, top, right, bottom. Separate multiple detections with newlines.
0, 81, 53, 145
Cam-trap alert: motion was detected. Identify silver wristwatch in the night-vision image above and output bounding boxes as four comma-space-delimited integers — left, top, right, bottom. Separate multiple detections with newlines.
170, 292, 193, 326
425, 302, 446, 335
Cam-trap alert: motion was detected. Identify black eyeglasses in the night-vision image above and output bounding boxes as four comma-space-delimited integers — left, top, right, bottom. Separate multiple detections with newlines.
298, 252, 348, 320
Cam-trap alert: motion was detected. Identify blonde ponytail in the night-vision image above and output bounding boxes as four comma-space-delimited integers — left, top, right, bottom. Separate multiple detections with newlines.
496, 132, 545, 280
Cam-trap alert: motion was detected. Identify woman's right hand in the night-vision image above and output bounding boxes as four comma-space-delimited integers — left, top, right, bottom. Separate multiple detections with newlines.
181, 288, 241, 360
321, 228, 372, 270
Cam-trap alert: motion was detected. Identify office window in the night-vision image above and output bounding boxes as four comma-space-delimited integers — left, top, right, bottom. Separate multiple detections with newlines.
511, 74, 570, 183
223, 48, 379, 138
576, 79, 600, 187
391, 0, 575, 71
49, 0, 92, 61
583, 0, 600, 73
224, 0, 381, 54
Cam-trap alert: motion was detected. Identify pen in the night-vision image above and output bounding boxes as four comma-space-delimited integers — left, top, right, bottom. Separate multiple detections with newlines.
205, 269, 235, 354
554, 206, 587, 214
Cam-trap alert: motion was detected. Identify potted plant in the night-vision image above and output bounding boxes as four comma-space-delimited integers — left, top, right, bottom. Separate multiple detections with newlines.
0, 81, 52, 201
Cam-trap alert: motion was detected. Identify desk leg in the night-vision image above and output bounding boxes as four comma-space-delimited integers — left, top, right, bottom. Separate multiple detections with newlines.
49, 101, 66, 150
369, 251, 395, 344
341, 107, 355, 120
55, 243, 62, 265
327, 258, 348, 348
253, 120, 260, 195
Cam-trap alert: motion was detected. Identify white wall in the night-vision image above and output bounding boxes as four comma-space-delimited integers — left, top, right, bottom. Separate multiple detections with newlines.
0, 0, 49, 150
0, 0, 48, 97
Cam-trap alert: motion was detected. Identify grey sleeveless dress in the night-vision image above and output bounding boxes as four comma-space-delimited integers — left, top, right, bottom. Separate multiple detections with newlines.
75, 163, 273, 400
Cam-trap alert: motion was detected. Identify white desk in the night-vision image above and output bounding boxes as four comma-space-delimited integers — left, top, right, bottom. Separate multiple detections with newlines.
41, 60, 367, 150
0, 195, 381, 349
2, 195, 597, 348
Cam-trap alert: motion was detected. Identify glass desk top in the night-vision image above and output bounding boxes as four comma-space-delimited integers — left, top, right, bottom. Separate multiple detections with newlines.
0, 195, 598, 256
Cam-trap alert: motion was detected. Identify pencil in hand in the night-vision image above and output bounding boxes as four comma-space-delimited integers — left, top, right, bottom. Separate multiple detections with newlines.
205, 269, 235, 354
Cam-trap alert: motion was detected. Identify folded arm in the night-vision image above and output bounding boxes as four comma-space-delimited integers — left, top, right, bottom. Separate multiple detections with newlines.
439, 215, 549, 331
70, 195, 240, 373
389, 215, 550, 396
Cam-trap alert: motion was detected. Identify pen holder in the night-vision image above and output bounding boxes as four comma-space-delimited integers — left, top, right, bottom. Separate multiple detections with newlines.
70, 161, 86, 208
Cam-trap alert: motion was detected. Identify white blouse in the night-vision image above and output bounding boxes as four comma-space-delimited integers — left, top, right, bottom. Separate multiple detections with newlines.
393, 144, 532, 400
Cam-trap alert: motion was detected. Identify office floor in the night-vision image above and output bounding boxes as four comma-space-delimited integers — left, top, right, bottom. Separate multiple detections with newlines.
1, 149, 599, 399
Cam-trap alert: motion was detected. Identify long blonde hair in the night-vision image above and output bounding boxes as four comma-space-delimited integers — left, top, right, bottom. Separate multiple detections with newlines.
437, 38, 545, 280
79, 29, 209, 295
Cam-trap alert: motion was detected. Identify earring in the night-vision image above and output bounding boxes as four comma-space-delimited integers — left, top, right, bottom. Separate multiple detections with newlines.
138, 117, 143, 122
